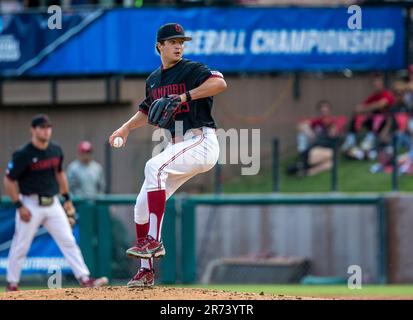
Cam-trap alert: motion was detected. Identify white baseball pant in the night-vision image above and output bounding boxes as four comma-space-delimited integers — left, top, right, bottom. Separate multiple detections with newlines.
6, 195, 90, 284
134, 127, 219, 231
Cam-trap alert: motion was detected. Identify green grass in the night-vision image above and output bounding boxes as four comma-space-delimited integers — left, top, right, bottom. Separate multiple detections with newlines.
179, 284, 413, 297
222, 157, 413, 193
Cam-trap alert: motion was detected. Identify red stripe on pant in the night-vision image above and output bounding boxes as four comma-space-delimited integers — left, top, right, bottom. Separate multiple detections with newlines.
156, 134, 205, 190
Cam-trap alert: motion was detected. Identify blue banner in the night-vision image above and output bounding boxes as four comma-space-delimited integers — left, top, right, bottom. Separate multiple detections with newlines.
0, 207, 79, 275
0, 9, 103, 76
0, 7, 405, 75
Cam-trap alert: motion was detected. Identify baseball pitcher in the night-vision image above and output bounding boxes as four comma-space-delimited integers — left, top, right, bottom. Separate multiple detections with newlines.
109, 23, 227, 287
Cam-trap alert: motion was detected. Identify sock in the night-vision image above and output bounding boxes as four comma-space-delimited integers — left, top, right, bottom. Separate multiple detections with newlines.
344, 133, 356, 148
141, 258, 153, 270
135, 222, 150, 270
135, 222, 149, 240
297, 132, 309, 153
147, 190, 166, 241
409, 148, 413, 161
365, 131, 375, 143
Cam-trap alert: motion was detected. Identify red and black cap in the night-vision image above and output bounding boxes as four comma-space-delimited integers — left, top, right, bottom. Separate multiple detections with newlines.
78, 141, 93, 153
157, 23, 192, 42
31, 114, 52, 127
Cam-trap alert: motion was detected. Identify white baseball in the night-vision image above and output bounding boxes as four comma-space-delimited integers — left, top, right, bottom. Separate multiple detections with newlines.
113, 136, 124, 148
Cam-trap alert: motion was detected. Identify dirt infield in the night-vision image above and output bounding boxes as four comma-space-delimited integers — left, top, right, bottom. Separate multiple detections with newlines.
0, 286, 323, 300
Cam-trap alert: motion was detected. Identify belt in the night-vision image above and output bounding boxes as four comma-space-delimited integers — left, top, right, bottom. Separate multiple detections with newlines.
22, 194, 56, 206
22, 193, 55, 197
172, 127, 215, 144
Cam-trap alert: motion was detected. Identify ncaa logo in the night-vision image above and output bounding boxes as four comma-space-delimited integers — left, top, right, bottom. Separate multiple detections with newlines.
6, 161, 13, 174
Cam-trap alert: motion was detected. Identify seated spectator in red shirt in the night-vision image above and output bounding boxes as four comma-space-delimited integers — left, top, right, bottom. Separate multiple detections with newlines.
297, 100, 339, 153
342, 73, 395, 160
288, 100, 345, 176
373, 81, 413, 172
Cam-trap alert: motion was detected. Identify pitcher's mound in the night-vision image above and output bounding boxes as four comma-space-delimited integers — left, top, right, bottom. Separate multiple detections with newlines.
0, 286, 322, 300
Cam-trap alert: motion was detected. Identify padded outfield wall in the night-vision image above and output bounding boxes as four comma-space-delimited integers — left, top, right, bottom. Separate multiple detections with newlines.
2, 193, 413, 284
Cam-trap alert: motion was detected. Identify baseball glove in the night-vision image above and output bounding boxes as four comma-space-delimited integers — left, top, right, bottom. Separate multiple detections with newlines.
64, 202, 77, 228
148, 95, 182, 128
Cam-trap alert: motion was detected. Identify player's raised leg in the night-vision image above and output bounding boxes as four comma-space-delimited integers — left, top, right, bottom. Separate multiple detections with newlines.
127, 130, 218, 261
126, 179, 166, 260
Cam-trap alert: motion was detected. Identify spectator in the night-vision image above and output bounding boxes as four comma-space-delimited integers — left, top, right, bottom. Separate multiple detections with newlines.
369, 81, 413, 174
391, 80, 413, 174
287, 100, 345, 176
67, 141, 106, 198
341, 73, 395, 160
377, 81, 411, 147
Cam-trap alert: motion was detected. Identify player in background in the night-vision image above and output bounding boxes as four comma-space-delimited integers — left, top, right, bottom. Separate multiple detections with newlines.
109, 23, 227, 287
3, 115, 108, 291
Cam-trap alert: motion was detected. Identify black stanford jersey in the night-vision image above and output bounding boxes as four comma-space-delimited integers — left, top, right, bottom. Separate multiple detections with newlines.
6, 142, 63, 196
138, 59, 224, 136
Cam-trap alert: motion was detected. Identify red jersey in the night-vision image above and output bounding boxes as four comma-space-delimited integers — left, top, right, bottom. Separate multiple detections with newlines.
363, 90, 395, 112
310, 116, 336, 136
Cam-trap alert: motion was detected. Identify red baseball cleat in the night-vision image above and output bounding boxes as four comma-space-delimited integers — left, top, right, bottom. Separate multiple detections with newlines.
79, 276, 109, 288
126, 235, 165, 259
5, 283, 18, 292
127, 268, 154, 288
